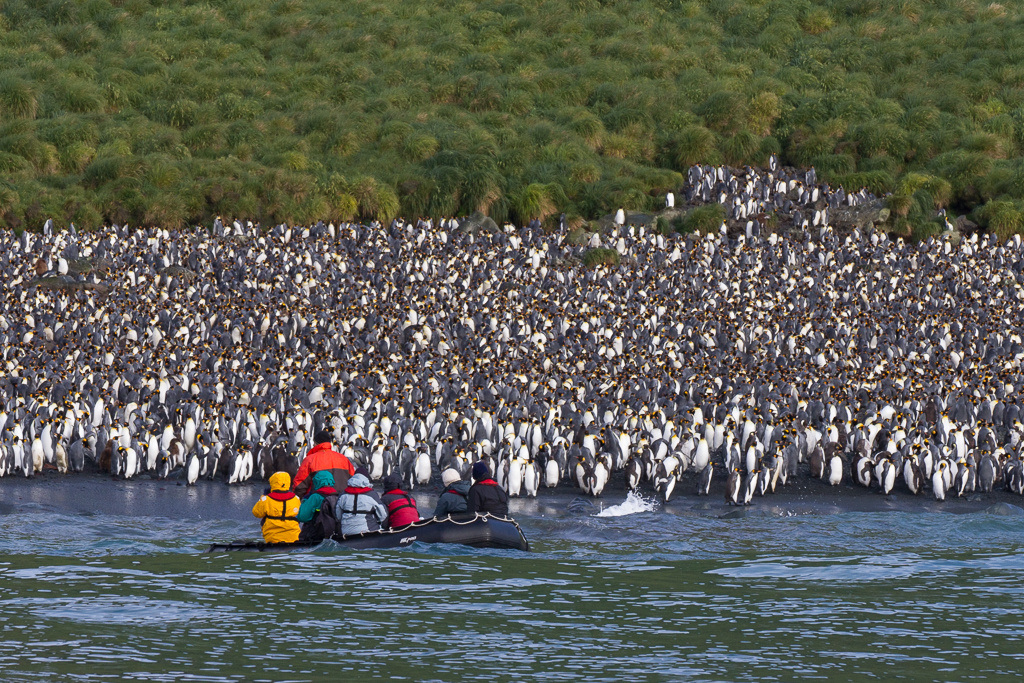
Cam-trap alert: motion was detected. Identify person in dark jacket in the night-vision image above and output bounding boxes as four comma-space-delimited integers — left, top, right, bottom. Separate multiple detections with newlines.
467, 461, 509, 517
296, 470, 340, 542
381, 473, 420, 528
433, 468, 470, 518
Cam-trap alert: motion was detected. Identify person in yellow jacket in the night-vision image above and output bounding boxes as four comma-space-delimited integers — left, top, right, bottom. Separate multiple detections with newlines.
251, 471, 301, 543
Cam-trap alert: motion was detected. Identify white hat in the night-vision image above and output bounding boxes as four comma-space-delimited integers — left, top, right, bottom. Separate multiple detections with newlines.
441, 468, 461, 486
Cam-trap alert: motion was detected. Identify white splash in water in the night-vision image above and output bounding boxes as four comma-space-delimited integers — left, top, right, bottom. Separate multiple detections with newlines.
595, 491, 659, 517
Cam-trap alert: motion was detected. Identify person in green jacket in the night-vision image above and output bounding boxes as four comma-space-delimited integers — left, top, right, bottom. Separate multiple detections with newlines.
297, 470, 339, 542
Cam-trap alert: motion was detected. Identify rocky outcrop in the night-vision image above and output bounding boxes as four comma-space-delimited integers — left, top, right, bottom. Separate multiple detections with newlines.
830, 199, 890, 232
595, 211, 667, 233
27, 276, 109, 295
158, 265, 199, 279
458, 211, 499, 235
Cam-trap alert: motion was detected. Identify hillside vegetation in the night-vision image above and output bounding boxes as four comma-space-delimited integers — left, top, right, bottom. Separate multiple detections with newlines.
2, 0, 1024, 234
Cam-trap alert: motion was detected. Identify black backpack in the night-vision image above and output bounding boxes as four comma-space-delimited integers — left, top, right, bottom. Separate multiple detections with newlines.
299, 493, 340, 542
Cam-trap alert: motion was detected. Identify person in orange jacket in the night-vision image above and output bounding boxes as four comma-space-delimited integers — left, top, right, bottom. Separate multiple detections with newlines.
293, 431, 355, 497
252, 471, 301, 543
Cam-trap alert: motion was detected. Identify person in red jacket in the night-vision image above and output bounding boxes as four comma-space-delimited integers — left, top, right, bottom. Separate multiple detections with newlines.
293, 431, 355, 497
381, 473, 420, 528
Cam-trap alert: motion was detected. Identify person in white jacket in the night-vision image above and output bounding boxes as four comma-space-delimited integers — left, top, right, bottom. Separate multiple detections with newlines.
334, 471, 388, 536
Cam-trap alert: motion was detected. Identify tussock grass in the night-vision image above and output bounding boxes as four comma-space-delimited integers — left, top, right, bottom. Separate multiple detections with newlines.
1, 0, 1024, 233
680, 204, 726, 235
582, 247, 620, 268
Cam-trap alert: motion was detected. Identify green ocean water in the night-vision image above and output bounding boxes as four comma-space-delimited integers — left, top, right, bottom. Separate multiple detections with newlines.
1, 498, 1023, 683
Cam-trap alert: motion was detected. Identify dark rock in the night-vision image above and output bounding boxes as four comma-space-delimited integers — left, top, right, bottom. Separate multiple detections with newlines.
159, 265, 199, 279
67, 257, 112, 274
596, 212, 656, 233
27, 276, 110, 295
985, 502, 1024, 516
458, 211, 499, 235
956, 215, 978, 234
830, 199, 890, 232
566, 228, 592, 246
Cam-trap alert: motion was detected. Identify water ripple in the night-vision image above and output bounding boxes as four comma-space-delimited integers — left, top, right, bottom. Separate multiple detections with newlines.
0, 507, 1022, 681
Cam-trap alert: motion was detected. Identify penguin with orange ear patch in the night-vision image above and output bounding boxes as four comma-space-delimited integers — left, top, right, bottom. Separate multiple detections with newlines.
932, 461, 948, 501
697, 461, 713, 496
726, 467, 742, 506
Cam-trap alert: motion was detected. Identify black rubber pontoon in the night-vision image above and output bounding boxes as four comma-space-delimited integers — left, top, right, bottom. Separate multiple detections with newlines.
207, 514, 529, 552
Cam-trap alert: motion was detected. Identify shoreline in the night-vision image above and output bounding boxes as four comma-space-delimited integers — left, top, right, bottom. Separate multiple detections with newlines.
3, 470, 1021, 523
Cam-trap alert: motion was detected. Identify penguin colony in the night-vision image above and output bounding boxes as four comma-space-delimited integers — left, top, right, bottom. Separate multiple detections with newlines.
681, 155, 889, 237
0, 169, 1020, 509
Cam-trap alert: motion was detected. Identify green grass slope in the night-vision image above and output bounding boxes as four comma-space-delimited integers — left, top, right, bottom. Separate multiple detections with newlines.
2, 0, 1024, 234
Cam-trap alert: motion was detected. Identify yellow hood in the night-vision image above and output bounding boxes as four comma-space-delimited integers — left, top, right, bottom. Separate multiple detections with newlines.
269, 471, 292, 492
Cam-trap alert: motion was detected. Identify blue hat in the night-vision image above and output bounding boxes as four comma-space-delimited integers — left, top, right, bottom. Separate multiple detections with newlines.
472, 461, 490, 481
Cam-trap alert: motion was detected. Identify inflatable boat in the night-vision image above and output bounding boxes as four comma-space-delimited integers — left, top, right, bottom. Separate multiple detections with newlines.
207, 514, 529, 552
